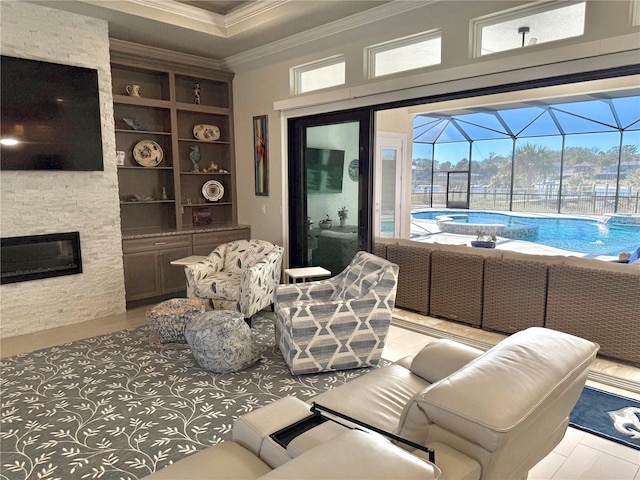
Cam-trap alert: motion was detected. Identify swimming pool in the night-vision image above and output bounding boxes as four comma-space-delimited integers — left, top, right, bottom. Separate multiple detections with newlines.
411, 210, 640, 256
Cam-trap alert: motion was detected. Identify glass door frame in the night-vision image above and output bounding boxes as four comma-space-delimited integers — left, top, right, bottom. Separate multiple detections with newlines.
446, 170, 470, 209
375, 131, 407, 238
287, 108, 373, 269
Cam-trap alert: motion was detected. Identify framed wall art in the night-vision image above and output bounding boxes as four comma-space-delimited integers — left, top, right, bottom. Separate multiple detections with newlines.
253, 115, 269, 196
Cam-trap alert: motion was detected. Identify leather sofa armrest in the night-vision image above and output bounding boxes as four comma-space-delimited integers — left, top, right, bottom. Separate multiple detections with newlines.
260, 430, 442, 480
409, 339, 484, 383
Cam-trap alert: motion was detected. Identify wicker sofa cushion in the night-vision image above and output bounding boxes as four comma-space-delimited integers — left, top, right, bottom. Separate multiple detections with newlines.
499, 250, 566, 265
563, 255, 640, 273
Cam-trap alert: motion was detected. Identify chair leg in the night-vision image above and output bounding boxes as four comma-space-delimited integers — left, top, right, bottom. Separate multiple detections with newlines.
245, 317, 252, 328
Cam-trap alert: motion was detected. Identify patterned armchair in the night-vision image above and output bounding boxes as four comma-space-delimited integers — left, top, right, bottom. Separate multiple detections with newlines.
274, 251, 399, 375
185, 239, 284, 323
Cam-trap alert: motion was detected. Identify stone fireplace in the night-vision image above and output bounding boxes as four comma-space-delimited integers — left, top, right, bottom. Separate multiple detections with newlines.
1, 232, 82, 285
0, 1, 126, 338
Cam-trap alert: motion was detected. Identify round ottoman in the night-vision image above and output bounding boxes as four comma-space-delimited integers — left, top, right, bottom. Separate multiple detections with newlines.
185, 310, 262, 373
147, 298, 205, 348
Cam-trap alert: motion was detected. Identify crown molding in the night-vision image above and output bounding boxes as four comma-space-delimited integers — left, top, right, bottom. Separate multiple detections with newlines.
225, 0, 291, 28
109, 38, 229, 75
83, 0, 294, 37
223, 1, 434, 69
131, 0, 225, 27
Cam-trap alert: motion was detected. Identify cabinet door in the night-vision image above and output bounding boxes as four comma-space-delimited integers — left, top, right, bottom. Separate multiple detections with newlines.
192, 228, 250, 255
123, 251, 161, 301
161, 246, 193, 294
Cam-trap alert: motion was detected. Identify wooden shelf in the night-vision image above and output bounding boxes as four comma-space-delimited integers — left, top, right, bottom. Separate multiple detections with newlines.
113, 94, 171, 108
180, 171, 231, 175
118, 165, 174, 170
116, 129, 172, 136
175, 102, 230, 115
183, 202, 232, 207
177, 137, 230, 144
121, 200, 175, 205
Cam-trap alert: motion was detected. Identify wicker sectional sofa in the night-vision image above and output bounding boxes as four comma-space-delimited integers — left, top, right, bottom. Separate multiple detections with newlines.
374, 238, 640, 365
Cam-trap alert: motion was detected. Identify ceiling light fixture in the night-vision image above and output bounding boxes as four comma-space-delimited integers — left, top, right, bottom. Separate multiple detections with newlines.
518, 26, 530, 47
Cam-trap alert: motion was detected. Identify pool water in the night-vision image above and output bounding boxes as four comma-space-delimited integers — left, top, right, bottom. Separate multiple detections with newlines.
412, 210, 640, 256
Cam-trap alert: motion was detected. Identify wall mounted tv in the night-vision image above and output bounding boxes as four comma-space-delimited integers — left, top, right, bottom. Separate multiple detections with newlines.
305, 147, 345, 194
1, 55, 104, 171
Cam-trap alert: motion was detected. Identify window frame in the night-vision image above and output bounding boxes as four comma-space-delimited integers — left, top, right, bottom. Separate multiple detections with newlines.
365, 29, 442, 80
471, 1, 587, 58
291, 55, 346, 95
632, 0, 640, 26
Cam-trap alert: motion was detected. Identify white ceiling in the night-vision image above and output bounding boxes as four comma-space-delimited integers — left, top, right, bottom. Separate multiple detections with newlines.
29, 0, 392, 60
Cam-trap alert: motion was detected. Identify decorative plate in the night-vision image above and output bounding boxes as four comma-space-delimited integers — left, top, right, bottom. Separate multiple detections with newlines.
133, 140, 163, 167
202, 180, 224, 202
193, 124, 221, 142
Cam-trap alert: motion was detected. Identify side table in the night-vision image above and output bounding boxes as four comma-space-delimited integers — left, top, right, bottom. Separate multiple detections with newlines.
170, 255, 206, 266
284, 266, 331, 283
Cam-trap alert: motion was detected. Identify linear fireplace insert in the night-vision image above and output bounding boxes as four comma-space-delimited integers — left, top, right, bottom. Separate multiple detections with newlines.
1, 232, 82, 285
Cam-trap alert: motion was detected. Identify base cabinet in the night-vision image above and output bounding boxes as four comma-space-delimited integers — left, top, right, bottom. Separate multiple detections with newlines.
123, 234, 193, 303
123, 251, 162, 301
122, 226, 250, 304
160, 246, 194, 293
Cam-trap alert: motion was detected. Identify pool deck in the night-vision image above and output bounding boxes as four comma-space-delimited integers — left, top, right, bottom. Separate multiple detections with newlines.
408, 218, 618, 261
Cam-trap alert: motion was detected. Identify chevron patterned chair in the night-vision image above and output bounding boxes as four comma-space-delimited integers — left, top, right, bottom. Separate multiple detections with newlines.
274, 251, 399, 375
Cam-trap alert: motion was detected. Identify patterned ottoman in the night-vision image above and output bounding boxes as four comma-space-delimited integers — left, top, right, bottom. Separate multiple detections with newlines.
185, 310, 262, 373
147, 298, 205, 348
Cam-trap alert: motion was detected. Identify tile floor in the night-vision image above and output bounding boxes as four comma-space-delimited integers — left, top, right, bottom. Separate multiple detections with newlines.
1, 306, 639, 479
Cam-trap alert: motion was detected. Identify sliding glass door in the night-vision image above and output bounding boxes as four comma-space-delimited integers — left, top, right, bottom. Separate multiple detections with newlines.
288, 109, 372, 275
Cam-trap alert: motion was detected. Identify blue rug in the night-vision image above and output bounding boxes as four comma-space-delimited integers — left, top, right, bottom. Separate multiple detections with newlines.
570, 386, 640, 450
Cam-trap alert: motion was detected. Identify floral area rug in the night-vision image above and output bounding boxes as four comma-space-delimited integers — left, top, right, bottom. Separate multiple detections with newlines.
0, 312, 379, 480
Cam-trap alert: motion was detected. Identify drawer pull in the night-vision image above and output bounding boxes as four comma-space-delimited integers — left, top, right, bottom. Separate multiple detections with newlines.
154, 241, 167, 246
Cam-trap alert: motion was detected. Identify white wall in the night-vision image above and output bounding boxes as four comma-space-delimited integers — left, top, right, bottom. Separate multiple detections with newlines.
0, 2, 126, 337
230, 0, 640, 252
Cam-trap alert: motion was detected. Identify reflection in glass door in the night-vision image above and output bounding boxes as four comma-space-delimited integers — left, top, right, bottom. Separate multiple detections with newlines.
288, 109, 372, 276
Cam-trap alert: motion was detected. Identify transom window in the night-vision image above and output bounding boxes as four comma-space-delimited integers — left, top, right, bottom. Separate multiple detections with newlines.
366, 30, 441, 79
472, 1, 586, 57
291, 56, 345, 95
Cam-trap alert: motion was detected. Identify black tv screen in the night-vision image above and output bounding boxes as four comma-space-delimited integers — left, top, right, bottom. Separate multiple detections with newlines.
305, 147, 345, 194
1, 55, 104, 171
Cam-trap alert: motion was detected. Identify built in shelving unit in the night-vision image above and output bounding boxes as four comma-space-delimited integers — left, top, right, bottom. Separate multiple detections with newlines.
110, 40, 249, 304
110, 40, 237, 233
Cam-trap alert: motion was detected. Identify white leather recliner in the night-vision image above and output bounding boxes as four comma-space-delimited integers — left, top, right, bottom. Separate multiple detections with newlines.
144, 428, 442, 479
312, 327, 599, 479
143, 327, 598, 480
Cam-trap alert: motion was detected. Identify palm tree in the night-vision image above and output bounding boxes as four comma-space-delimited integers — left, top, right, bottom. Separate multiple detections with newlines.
513, 142, 557, 190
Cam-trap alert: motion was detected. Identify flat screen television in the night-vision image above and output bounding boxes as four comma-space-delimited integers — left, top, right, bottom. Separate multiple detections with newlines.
305, 147, 345, 194
1, 55, 104, 171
